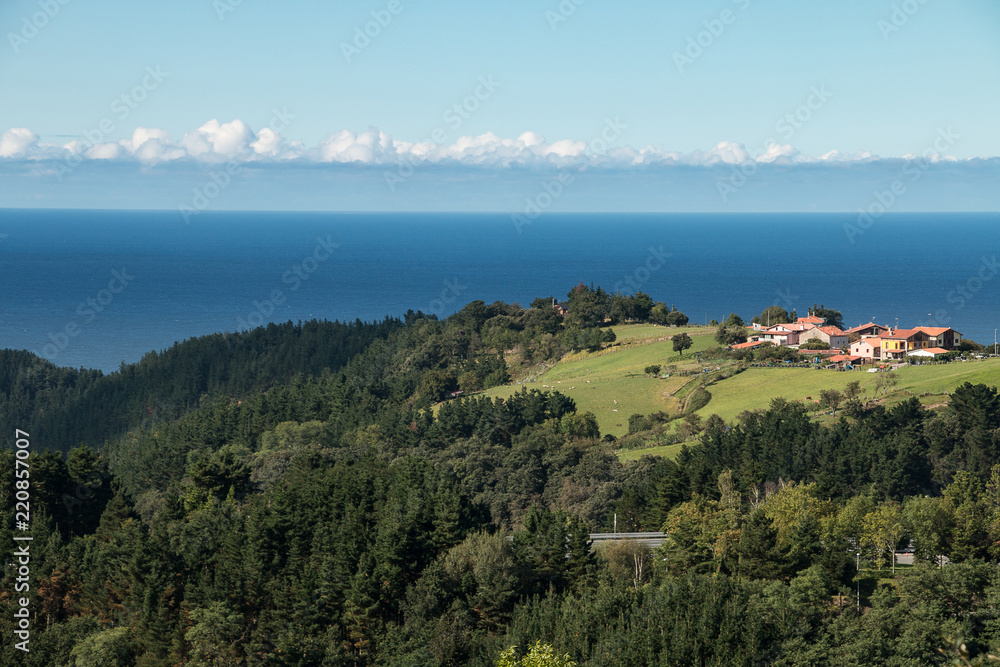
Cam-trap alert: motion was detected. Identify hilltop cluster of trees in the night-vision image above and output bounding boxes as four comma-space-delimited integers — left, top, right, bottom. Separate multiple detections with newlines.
748, 304, 844, 330
2, 291, 1000, 665
556, 283, 688, 329
715, 313, 749, 345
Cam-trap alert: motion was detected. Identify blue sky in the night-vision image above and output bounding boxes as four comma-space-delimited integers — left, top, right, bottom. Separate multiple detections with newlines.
1, 0, 998, 211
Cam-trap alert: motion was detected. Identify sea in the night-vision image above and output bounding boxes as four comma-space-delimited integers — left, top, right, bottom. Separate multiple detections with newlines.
1, 209, 998, 374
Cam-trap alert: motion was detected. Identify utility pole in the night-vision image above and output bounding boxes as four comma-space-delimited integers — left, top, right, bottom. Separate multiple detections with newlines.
856, 552, 861, 611
994, 329, 997, 357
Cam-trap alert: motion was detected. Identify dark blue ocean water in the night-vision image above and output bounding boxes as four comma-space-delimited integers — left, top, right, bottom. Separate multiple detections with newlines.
1, 209, 998, 373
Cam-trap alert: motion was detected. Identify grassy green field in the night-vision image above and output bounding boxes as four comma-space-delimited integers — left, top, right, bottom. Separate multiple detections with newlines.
486, 370, 681, 438
617, 442, 687, 462
697, 359, 1000, 423
483, 323, 1000, 454
692, 368, 873, 423
893, 359, 1000, 395
485, 325, 716, 437
610, 324, 710, 342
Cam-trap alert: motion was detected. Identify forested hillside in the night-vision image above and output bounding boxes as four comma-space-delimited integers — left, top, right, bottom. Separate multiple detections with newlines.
3, 291, 1000, 665
0, 317, 404, 453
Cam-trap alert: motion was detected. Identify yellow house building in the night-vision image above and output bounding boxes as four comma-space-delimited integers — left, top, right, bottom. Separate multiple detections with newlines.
879, 329, 931, 359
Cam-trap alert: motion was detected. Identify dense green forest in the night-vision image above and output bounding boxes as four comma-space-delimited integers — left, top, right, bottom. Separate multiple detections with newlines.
3, 289, 1000, 665
0, 317, 406, 454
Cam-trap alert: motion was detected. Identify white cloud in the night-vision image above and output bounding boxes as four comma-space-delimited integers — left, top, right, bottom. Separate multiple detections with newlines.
756, 142, 800, 164
0, 128, 39, 157
544, 138, 587, 158
133, 138, 186, 162
318, 128, 394, 163
250, 128, 282, 156
818, 149, 874, 162
704, 141, 751, 165
518, 131, 545, 147
180, 119, 253, 158
86, 143, 125, 160
123, 126, 172, 152
0, 122, 977, 168
117, 127, 185, 162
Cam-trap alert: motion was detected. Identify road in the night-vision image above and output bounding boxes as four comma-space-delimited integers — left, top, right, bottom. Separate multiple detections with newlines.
590, 532, 666, 548
589, 535, 950, 567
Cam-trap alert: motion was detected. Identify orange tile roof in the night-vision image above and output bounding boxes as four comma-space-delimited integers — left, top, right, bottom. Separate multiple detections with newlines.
797, 316, 825, 324
883, 328, 922, 339
914, 326, 957, 336
828, 354, 863, 362
731, 341, 764, 349
818, 326, 847, 336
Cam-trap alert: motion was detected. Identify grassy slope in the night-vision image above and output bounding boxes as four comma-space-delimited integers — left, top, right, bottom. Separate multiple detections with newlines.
892, 359, 1000, 395
618, 442, 688, 462
485, 325, 715, 437
697, 359, 1000, 424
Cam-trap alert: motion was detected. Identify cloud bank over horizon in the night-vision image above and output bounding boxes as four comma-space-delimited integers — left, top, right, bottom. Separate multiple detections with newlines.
0, 120, 988, 170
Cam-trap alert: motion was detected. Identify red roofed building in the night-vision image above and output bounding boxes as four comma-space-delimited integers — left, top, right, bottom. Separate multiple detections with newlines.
759, 323, 811, 346
797, 315, 826, 325
827, 354, 864, 367
800, 325, 849, 349
731, 340, 766, 350
879, 328, 932, 359
913, 326, 962, 350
